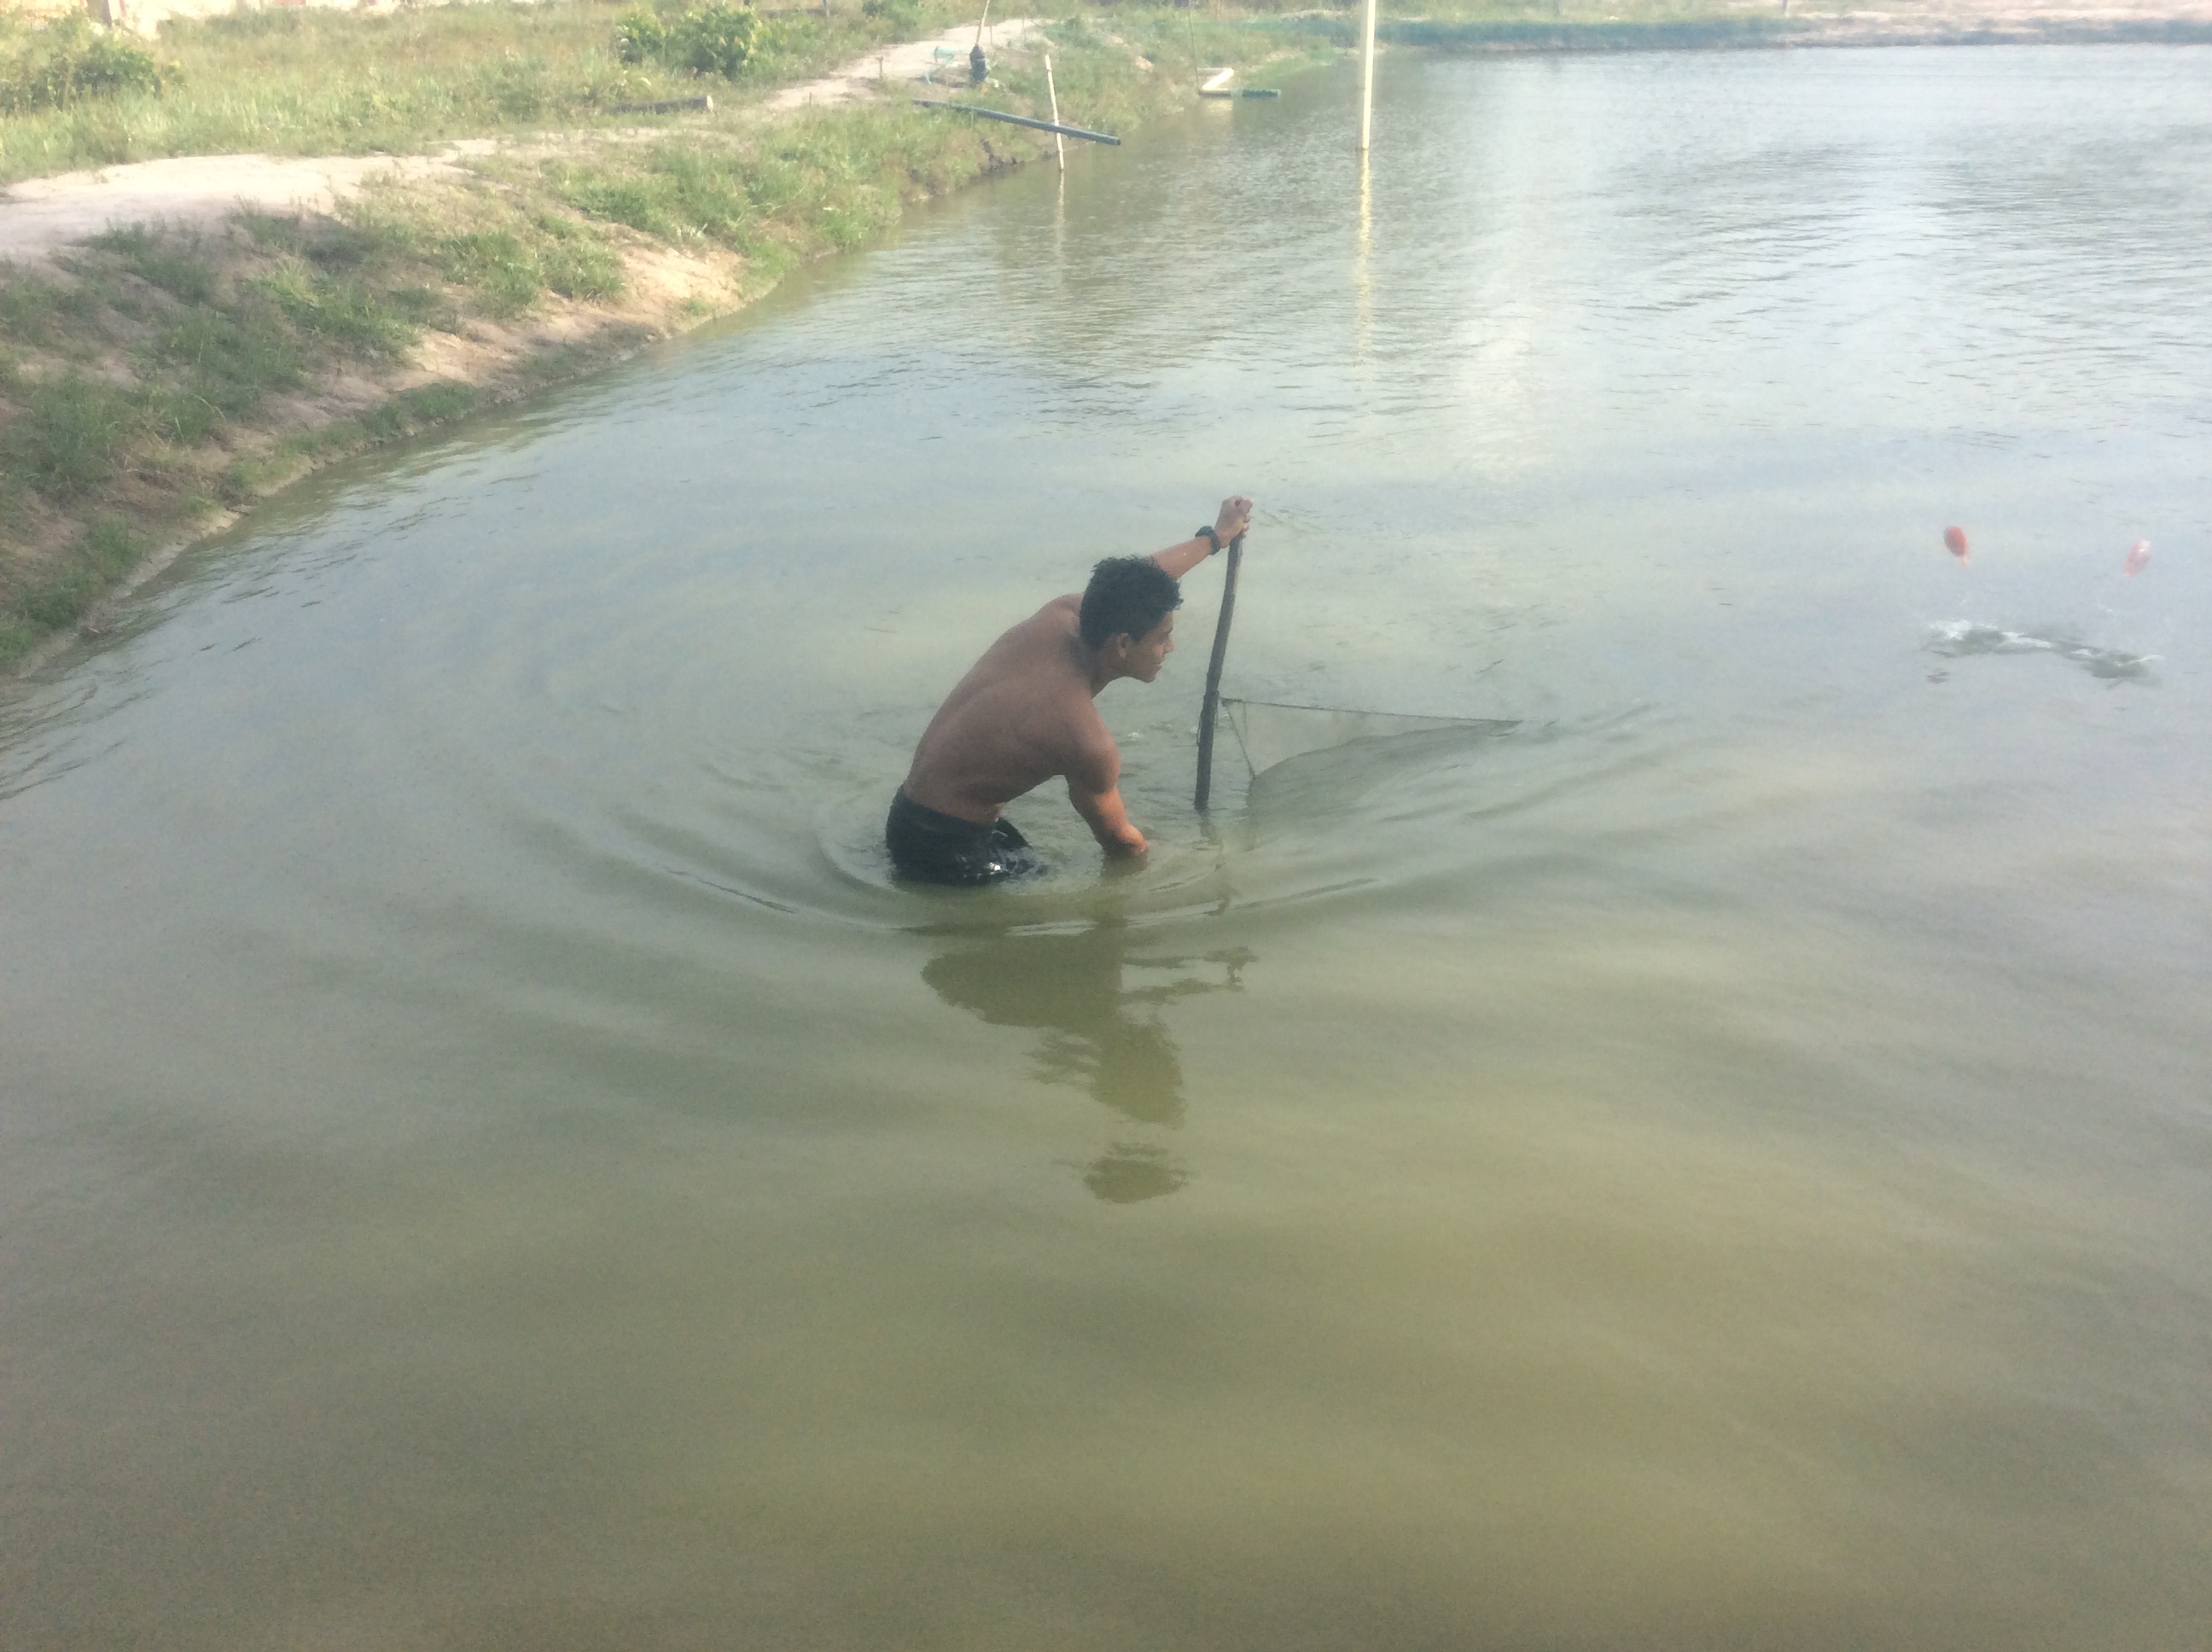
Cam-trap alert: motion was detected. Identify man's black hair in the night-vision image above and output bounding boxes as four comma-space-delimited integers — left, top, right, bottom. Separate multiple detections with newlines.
1079, 556, 1182, 649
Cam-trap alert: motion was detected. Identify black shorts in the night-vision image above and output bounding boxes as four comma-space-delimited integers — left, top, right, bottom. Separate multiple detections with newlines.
886, 790, 1045, 887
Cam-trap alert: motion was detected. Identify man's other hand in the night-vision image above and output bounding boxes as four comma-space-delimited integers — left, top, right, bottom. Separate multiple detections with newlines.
1214, 496, 1255, 544
1107, 823, 1148, 857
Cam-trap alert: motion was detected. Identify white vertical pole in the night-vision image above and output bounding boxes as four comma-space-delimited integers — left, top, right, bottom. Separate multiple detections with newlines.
1359, 0, 1378, 154
1045, 53, 1065, 172
1354, 150, 1373, 359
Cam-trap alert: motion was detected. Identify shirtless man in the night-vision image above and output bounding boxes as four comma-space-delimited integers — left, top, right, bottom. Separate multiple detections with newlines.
888, 495, 1256, 885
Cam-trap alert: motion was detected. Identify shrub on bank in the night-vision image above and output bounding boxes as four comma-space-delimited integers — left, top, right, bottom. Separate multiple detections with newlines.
0, 15, 172, 115
860, 0, 924, 35
616, 3, 772, 80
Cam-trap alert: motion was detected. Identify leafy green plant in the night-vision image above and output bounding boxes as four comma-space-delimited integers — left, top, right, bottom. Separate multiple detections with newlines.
679, 6, 765, 78
0, 15, 172, 114
860, 0, 923, 36
614, 3, 768, 80
614, 6, 667, 64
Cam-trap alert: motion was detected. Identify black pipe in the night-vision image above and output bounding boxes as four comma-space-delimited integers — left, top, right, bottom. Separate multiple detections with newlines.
911, 99, 1122, 145
1193, 533, 1245, 812
610, 95, 714, 114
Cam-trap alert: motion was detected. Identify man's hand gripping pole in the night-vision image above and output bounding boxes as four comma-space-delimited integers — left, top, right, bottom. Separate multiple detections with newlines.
1193, 530, 1245, 813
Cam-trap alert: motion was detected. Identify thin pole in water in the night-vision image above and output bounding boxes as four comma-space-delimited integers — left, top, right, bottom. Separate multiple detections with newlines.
1358, 0, 1378, 154
1045, 53, 1065, 172
1194, 533, 1245, 813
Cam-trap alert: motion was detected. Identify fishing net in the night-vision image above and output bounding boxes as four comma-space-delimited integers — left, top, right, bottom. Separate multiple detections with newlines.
1188, 547, 1516, 804
1219, 697, 1517, 780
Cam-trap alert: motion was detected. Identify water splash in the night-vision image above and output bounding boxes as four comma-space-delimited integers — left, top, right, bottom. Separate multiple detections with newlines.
1926, 620, 2156, 682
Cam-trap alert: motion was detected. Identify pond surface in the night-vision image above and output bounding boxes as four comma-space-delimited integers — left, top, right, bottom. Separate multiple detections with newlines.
4, 43, 2209, 1650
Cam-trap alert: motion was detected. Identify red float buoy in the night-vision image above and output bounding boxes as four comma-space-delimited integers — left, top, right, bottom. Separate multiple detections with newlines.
1943, 526, 1970, 564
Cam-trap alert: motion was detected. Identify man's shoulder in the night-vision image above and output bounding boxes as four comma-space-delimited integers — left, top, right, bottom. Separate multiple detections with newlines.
990, 593, 1082, 655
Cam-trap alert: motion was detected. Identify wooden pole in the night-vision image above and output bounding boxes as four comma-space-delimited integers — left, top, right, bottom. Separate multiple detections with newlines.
1193, 533, 1245, 812
1045, 53, 1065, 172
1358, 0, 1378, 155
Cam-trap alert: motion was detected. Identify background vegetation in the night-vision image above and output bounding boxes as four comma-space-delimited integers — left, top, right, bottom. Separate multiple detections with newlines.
0, 12, 172, 117
7, 0, 2121, 665
0, 3, 1266, 664
0, 0, 974, 184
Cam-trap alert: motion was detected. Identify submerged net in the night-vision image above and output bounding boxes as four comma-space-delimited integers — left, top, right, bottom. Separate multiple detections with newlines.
1220, 697, 1517, 780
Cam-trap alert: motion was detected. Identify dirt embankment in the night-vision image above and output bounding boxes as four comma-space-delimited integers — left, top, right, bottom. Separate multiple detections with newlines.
0, 158, 742, 664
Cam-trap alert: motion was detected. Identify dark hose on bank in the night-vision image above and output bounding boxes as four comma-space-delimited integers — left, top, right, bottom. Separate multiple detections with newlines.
911, 99, 1122, 145
1193, 532, 1245, 812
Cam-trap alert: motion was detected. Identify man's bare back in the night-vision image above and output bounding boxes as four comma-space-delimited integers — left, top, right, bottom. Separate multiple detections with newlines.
888, 497, 1254, 883
904, 593, 1124, 823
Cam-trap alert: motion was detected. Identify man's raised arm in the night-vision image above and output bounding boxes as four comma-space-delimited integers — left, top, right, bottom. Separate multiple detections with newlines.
1150, 495, 1255, 582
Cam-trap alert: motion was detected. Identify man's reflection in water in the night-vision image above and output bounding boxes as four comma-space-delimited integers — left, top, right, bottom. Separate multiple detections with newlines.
922, 923, 1251, 1203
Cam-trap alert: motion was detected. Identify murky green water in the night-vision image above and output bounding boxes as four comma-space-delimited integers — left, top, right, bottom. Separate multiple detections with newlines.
6, 44, 2210, 1649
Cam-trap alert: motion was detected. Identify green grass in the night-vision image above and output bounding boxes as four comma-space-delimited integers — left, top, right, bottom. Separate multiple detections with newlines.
533, 100, 1014, 269
0, 0, 2128, 194
2, 369, 143, 500
0, 7, 1220, 666
0, 203, 596, 657
0, 0, 971, 184
0, 516, 139, 656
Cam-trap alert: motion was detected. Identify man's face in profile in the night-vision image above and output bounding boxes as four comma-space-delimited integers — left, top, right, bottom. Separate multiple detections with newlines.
1121, 614, 1176, 683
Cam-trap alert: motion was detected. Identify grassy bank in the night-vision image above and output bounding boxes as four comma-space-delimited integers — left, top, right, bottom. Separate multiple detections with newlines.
0, 3, 1308, 667
39, 0, 2141, 665
0, 0, 977, 185
13, 0, 2200, 666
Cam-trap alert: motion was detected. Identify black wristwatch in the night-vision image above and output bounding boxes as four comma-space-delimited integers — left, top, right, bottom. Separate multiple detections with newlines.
1196, 525, 1222, 555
